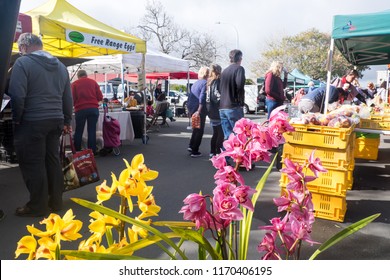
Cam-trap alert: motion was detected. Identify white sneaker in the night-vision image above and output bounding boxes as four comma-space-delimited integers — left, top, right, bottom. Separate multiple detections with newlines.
190, 152, 202, 158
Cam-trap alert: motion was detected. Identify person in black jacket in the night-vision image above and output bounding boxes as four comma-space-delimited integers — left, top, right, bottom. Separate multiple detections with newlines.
219, 49, 246, 139
206, 64, 224, 158
8, 33, 73, 217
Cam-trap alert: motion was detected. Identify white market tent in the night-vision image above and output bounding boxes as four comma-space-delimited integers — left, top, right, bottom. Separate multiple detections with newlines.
79, 47, 190, 74
71, 47, 191, 96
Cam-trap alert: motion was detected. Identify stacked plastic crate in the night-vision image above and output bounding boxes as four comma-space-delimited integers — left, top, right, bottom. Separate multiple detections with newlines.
354, 132, 381, 160
280, 124, 355, 222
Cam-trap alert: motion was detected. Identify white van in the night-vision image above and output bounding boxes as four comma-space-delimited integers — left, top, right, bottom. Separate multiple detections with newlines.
243, 85, 260, 114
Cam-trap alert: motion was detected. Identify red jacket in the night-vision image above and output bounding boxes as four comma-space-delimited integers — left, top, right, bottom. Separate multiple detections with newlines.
71, 77, 103, 112
264, 72, 287, 102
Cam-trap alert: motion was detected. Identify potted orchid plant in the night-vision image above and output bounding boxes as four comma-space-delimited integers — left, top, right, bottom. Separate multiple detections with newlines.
15, 107, 379, 260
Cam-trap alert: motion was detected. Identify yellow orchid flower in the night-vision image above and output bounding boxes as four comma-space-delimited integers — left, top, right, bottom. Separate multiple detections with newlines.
89, 211, 120, 235
118, 167, 145, 197
15, 235, 37, 259
107, 237, 131, 254
77, 232, 103, 250
138, 185, 154, 202
132, 218, 151, 239
128, 154, 159, 181
138, 194, 161, 220
35, 237, 58, 260
127, 228, 138, 243
36, 209, 82, 242
96, 180, 116, 204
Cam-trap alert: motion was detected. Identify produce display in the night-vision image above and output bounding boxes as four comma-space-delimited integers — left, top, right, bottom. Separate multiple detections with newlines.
290, 105, 361, 128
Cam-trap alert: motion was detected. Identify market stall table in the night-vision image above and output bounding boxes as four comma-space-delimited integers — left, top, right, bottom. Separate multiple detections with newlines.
72, 110, 135, 143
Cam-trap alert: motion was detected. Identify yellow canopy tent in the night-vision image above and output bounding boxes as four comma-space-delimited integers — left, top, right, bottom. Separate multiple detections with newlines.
12, 0, 146, 57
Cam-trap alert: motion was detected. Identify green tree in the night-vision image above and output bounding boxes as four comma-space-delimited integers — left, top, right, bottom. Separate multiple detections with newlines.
251, 28, 369, 81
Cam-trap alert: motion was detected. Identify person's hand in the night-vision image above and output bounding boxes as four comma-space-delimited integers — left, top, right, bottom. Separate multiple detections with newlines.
63, 125, 72, 135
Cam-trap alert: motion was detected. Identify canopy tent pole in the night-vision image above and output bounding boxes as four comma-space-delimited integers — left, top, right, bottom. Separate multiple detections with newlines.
387, 69, 390, 103
104, 72, 108, 99
140, 53, 148, 144
120, 56, 124, 103
324, 39, 335, 114
187, 69, 190, 94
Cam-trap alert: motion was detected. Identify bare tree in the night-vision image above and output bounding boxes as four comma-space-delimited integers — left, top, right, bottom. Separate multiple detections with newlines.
180, 32, 218, 69
137, 0, 189, 54
137, 0, 219, 70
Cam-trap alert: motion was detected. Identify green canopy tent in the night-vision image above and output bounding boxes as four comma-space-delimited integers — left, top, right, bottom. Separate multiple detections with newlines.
325, 10, 390, 112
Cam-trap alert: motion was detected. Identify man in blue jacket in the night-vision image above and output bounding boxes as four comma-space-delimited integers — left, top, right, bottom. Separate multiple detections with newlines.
298, 84, 349, 113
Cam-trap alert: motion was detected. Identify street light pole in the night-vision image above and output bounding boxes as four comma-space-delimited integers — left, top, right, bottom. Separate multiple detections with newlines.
215, 21, 239, 49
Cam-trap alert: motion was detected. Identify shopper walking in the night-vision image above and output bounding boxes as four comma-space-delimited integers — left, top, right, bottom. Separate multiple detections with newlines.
187, 66, 209, 157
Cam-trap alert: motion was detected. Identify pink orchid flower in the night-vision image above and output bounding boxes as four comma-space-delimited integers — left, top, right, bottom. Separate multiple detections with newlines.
308, 150, 328, 177
232, 186, 256, 211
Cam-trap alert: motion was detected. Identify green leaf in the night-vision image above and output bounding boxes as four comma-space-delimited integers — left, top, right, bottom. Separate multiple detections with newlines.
115, 232, 181, 254
309, 213, 381, 260
105, 227, 113, 247
71, 198, 188, 260
153, 221, 195, 228
170, 227, 222, 260
239, 154, 277, 260
61, 250, 147, 260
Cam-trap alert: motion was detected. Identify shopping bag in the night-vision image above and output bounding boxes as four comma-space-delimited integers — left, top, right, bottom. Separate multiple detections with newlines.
61, 134, 100, 191
191, 113, 201, 129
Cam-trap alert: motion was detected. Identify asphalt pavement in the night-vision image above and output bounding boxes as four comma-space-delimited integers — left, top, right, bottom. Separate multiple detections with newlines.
0, 114, 389, 260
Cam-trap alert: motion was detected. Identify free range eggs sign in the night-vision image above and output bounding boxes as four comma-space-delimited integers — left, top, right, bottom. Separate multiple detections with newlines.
66, 30, 135, 53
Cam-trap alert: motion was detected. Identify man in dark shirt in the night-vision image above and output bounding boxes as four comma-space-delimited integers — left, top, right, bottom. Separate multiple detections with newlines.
219, 49, 246, 139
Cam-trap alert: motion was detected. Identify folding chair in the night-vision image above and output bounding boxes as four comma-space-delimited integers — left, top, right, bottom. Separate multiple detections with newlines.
146, 102, 170, 131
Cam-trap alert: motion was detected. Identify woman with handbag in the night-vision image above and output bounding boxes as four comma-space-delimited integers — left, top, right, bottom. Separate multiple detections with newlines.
264, 61, 288, 119
187, 66, 209, 158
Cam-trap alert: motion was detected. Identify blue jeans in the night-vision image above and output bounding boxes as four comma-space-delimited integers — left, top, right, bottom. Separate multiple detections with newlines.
219, 107, 244, 140
74, 108, 99, 153
266, 99, 283, 119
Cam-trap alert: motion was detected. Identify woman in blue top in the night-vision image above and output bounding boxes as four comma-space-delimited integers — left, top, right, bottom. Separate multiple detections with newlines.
187, 66, 209, 158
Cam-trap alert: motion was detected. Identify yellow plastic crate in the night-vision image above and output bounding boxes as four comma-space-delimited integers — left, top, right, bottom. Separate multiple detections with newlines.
280, 162, 354, 197
358, 115, 390, 130
284, 124, 355, 149
282, 139, 355, 169
311, 192, 347, 222
280, 188, 347, 222
354, 137, 380, 160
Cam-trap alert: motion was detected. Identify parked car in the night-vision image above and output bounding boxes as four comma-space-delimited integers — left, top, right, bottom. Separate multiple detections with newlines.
167, 90, 187, 108
98, 82, 114, 100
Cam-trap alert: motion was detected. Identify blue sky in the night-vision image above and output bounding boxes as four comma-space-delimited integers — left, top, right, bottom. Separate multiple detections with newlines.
20, 0, 390, 84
